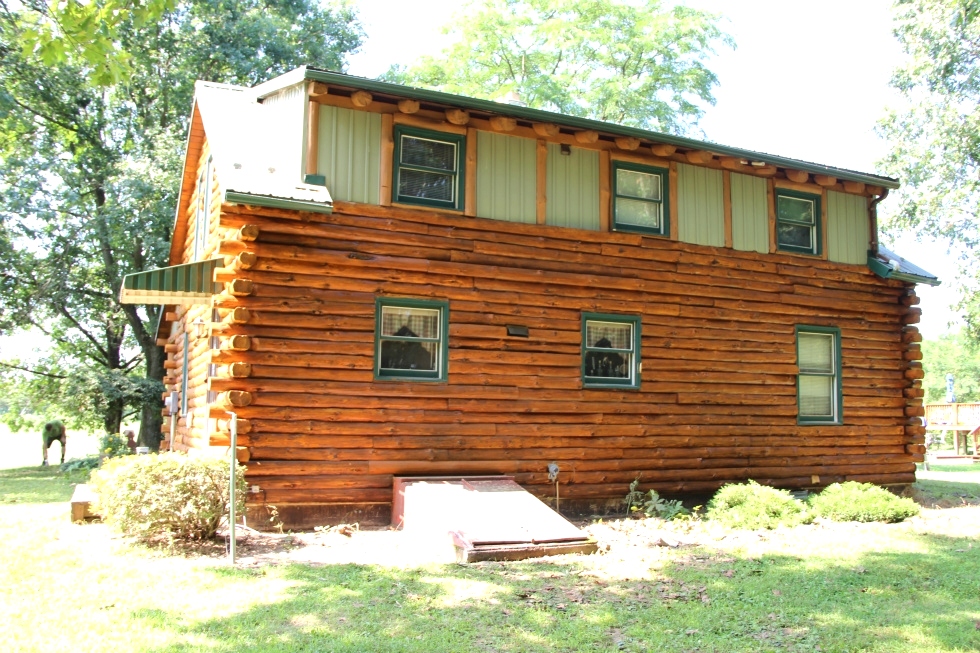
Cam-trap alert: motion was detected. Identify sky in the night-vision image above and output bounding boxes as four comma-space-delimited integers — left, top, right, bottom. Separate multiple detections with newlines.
346, 0, 962, 338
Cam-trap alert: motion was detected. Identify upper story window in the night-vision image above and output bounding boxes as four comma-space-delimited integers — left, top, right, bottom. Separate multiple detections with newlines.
796, 325, 841, 424
375, 298, 449, 381
582, 313, 641, 389
192, 155, 213, 261
612, 161, 669, 236
776, 188, 821, 255
393, 126, 465, 211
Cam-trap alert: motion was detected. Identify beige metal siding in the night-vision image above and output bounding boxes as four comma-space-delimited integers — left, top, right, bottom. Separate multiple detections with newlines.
546, 144, 600, 230
317, 105, 382, 204
730, 173, 769, 254
476, 132, 536, 223
259, 83, 307, 189
677, 163, 725, 247
827, 191, 869, 265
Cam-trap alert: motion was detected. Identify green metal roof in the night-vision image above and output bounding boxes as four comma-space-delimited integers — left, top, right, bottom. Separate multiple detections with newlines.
303, 67, 900, 190
119, 259, 223, 305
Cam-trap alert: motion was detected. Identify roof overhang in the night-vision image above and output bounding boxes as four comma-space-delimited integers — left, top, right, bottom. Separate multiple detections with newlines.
301, 68, 900, 191
224, 190, 333, 214
868, 245, 940, 286
119, 259, 223, 305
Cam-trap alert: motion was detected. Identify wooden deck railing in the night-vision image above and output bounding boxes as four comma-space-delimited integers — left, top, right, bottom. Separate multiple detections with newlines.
924, 402, 980, 430
923, 403, 980, 456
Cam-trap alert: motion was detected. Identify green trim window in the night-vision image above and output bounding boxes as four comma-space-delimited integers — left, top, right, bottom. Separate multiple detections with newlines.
612, 161, 669, 236
375, 298, 449, 381
776, 188, 821, 255
582, 313, 641, 388
393, 126, 465, 211
192, 155, 213, 261
796, 325, 842, 424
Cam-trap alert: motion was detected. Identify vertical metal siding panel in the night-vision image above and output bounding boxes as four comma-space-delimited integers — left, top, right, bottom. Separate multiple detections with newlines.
546, 144, 600, 230
261, 84, 307, 182
677, 163, 724, 246
476, 132, 536, 223
317, 105, 381, 204
730, 173, 769, 253
827, 191, 868, 264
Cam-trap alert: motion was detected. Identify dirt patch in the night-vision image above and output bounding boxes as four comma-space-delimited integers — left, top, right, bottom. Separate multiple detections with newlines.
195, 501, 980, 572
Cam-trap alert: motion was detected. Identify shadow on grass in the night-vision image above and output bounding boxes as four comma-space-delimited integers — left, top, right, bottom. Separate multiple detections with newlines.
912, 477, 980, 507
136, 532, 980, 653
0, 466, 80, 504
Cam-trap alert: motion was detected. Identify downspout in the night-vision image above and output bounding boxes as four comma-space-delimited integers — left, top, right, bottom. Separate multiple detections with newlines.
868, 188, 890, 258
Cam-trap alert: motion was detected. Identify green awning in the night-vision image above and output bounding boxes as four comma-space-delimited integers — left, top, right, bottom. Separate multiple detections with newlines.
119, 259, 223, 305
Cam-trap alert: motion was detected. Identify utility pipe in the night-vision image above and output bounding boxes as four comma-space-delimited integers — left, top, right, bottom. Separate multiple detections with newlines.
868, 188, 890, 258
229, 411, 238, 565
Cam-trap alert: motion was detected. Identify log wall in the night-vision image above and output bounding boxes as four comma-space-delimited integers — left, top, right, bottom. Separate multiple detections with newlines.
158, 196, 925, 525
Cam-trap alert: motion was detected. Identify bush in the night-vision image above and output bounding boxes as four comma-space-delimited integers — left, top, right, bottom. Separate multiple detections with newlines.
90, 453, 246, 543
707, 480, 812, 529
99, 431, 130, 458
60, 455, 100, 474
809, 482, 920, 523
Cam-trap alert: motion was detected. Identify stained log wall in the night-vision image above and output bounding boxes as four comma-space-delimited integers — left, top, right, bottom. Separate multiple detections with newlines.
159, 195, 925, 524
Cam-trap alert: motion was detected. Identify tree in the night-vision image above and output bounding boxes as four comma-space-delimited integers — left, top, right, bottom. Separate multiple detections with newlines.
920, 330, 980, 403
0, 1, 362, 445
879, 0, 980, 333
3, 0, 176, 86
386, 0, 733, 134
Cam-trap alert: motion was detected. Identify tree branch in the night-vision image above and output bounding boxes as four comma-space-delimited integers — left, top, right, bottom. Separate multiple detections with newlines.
0, 361, 66, 379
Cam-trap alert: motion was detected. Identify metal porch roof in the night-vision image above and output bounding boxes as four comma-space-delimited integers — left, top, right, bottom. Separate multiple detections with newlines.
119, 259, 223, 305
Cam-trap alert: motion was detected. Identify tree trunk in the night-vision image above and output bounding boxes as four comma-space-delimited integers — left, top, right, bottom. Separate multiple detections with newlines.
138, 335, 166, 451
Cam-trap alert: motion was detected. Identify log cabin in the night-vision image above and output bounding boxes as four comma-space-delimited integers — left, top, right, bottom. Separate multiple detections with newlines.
121, 66, 940, 529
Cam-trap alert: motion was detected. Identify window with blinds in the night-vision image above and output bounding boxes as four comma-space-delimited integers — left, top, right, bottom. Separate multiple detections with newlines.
393, 126, 465, 211
582, 313, 641, 388
375, 298, 449, 381
796, 326, 841, 423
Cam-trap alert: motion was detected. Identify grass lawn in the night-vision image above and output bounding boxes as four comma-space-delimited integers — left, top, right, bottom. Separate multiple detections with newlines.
0, 465, 978, 652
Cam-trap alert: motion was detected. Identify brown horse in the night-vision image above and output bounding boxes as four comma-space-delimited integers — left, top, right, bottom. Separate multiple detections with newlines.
41, 420, 66, 466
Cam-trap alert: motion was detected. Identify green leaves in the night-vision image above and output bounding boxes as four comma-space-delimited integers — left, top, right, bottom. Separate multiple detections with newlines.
879, 0, 980, 334
1, 1, 362, 435
16, 0, 177, 86
389, 0, 733, 134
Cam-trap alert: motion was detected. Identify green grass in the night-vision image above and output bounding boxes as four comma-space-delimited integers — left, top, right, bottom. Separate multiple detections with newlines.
0, 465, 978, 652
0, 466, 82, 504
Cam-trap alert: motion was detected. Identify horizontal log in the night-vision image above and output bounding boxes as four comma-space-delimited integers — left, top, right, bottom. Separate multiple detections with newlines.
489, 116, 517, 132
532, 122, 560, 137
902, 308, 922, 325
398, 99, 420, 114
214, 390, 253, 410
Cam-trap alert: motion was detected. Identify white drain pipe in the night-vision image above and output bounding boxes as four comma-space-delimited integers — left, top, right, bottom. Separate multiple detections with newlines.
229, 411, 238, 565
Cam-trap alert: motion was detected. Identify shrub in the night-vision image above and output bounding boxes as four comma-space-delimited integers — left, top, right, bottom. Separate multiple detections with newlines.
707, 480, 812, 529
60, 455, 101, 474
90, 453, 246, 543
809, 482, 920, 523
643, 490, 689, 521
99, 431, 130, 458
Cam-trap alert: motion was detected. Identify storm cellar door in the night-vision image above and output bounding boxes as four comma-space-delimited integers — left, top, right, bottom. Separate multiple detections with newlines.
392, 476, 598, 562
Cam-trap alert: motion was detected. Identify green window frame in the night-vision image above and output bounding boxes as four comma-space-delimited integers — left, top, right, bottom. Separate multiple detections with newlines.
611, 161, 669, 236
392, 125, 465, 211
582, 313, 641, 388
776, 188, 821, 255
375, 298, 449, 381
796, 325, 842, 424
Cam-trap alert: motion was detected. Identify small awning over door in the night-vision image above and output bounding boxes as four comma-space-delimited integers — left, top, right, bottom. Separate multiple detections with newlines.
119, 259, 222, 305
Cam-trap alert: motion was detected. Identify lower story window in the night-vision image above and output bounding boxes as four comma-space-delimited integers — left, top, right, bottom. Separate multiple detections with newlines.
582, 313, 641, 388
375, 298, 448, 381
796, 325, 842, 423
